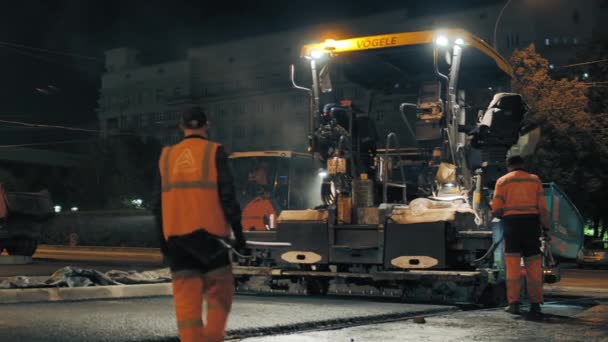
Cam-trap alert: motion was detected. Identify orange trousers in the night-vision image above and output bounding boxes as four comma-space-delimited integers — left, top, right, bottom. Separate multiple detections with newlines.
171, 266, 234, 342
505, 253, 543, 305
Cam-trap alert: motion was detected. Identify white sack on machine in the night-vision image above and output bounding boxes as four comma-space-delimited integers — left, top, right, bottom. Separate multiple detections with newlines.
391, 197, 476, 224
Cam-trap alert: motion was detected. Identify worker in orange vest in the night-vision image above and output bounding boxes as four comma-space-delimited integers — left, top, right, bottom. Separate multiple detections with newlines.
491, 155, 549, 317
153, 107, 246, 342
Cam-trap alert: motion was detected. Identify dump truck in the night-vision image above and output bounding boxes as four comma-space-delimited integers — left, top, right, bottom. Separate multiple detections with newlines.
230, 29, 580, 305
0, 184, 54, 256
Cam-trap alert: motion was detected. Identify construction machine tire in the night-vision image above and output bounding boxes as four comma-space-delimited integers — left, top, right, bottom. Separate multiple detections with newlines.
6, 238, 38, 257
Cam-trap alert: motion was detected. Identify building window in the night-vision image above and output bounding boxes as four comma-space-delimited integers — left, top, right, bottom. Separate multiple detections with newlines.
545, 38, 550, 46
272, 100, 282, 112
375, 109, 385, 122
106, 118, 118, 130
156, 89, 164, 102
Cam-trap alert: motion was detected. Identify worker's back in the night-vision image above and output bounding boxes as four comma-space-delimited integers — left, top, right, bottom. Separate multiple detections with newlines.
493, 169, 545, 218
160, 137, 229, 239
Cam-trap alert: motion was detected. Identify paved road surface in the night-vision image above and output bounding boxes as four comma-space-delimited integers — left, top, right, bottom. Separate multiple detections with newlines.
557, 268, 608, 289
0, 293, 605, 342
0, 295, 451, 342
243, 300, 608, 342
1, 247, 607, 341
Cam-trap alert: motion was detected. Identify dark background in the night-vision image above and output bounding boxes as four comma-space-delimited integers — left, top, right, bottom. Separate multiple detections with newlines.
0, 0, 501, 132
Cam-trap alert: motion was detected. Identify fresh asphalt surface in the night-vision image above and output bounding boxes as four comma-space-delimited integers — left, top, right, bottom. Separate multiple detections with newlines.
1, 248, 607, 341
0, 295, 451, 342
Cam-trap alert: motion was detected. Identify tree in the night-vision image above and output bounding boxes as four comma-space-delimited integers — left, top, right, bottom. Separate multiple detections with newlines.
510, 44, 608, 239
572, 33, 608, 239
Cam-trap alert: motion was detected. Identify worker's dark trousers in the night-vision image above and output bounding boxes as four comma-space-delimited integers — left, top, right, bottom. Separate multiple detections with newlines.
503, 215, 543, 305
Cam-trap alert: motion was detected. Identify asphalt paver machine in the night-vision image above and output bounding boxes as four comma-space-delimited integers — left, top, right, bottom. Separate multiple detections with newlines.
234, 29, 559, 305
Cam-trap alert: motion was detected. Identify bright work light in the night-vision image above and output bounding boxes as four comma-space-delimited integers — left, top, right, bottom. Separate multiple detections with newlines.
310, 49, 324, 59
435, 35, 449, 46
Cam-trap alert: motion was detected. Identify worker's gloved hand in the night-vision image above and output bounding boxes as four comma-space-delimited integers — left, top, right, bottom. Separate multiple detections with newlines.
541, 226, 551, 241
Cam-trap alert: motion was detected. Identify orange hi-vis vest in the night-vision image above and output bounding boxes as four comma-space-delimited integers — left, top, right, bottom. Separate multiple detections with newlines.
160, 138, 230, 240
491, 170, 549, 218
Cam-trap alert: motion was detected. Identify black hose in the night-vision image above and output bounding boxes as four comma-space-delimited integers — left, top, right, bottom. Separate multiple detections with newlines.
217, 238, 253, 259
337, 135, 346, 156
473, 236, 503, 264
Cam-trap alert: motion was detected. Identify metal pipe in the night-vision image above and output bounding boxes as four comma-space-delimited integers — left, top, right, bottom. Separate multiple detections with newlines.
289, 64, 314, 157
398, 103, 418, 144
310, 59, 321, 130
290, 64, 312, 92
433, 47, 449, 102
493, 0, 514, 51
457, 90, 466, 149
447, 44, 463, 169
383, 132, 407, 204
348, 108, 356, 179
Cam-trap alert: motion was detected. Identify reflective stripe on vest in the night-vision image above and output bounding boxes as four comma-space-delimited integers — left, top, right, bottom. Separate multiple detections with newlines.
161, 142, 216, 192
160, 139, 229, 239
499, 174, 541, 217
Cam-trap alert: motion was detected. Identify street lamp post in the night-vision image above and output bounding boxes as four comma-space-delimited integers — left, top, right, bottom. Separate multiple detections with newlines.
493, 0, 514, 51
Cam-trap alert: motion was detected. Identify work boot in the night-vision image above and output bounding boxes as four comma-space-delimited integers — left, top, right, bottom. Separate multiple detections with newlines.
529, 303, 542, 313
504, 302, 521, 314
527, 303, 543, 320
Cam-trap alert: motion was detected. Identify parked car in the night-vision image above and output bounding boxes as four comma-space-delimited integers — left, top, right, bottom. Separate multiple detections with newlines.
577, 239, 608, 268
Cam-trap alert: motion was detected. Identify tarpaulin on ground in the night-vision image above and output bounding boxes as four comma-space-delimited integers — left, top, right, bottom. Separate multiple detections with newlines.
0, 266, 172, 289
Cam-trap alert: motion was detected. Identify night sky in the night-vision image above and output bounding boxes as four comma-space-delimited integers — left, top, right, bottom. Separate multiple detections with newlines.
0, 0, 500, 145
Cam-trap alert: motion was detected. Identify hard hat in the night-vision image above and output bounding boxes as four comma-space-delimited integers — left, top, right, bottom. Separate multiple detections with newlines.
181, 106, 207, 129
506, 155, 525, 168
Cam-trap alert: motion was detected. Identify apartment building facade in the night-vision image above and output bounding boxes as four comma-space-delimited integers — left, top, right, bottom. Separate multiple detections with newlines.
97, 1, 606, 152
